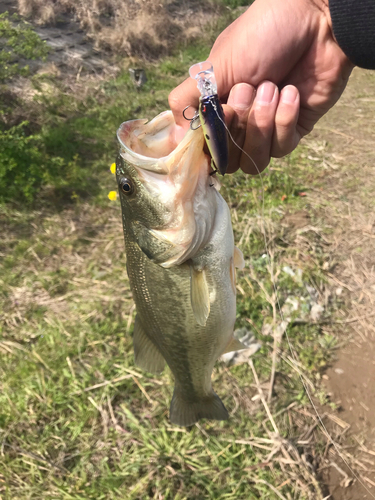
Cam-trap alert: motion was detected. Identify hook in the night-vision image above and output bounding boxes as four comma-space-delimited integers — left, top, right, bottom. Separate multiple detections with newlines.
182, 105, 201, 130
190, 116, 201, 130
182, 105, 195, 121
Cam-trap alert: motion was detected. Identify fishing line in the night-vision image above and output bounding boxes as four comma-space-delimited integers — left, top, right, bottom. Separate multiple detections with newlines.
212, 106, 375, 499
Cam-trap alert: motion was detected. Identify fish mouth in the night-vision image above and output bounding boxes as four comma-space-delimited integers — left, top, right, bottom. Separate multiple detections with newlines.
117, 111, 178, 174
117, 111, 207, 177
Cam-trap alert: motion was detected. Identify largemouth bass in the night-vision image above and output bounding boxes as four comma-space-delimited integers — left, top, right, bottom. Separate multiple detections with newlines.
116, 111, 245, 426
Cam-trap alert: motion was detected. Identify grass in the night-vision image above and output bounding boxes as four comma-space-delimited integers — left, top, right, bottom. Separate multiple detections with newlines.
0, 16, 344, 500
0, 158, 336, 498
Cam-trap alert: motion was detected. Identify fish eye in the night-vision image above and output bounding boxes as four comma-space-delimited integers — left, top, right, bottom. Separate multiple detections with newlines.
119, 178, 135, 196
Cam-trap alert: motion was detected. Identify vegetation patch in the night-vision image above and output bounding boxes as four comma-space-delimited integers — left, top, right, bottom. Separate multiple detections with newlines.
0, 12, 48, 82
17, 0, 246, 58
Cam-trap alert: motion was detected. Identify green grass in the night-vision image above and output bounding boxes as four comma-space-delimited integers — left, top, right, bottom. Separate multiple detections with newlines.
0, 12, 48, 82
0, 20, 339, 500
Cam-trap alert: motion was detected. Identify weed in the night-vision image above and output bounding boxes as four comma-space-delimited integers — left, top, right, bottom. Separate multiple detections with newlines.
0, 12, 48, 82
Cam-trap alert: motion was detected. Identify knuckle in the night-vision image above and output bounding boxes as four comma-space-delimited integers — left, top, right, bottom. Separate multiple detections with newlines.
168, 91, 180, 111
250, 110, 275, 133
271, 134, 295, 158
271, 131, 300, 159
275, 112, 296, 130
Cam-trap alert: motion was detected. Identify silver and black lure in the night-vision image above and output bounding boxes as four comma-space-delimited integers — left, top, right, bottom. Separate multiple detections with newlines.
186, 61, 229, 176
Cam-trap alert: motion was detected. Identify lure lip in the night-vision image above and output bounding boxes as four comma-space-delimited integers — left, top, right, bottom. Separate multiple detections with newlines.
189, 61, 218, 97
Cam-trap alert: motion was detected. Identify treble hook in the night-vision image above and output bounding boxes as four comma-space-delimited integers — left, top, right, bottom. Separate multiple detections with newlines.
182, 105, 201, 131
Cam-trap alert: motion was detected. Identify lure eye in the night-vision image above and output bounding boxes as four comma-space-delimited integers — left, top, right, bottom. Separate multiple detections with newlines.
119, 178, 135, 196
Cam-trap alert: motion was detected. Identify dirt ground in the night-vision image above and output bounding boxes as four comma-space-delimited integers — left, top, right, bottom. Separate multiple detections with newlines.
306, 68, 375, 500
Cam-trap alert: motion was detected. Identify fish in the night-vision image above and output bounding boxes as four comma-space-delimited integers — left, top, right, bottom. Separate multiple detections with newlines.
116, 110, 245, 426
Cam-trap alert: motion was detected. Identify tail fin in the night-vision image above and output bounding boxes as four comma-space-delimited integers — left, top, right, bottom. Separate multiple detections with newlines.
170, 389, 229, 427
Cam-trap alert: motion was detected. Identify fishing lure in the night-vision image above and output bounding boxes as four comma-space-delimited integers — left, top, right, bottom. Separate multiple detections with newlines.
185, 61, 229, 176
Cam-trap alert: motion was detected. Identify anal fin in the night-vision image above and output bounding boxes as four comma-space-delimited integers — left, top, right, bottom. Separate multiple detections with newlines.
133, 316, 166, 374
222, 336, 247, 354
190, 265, 210, 326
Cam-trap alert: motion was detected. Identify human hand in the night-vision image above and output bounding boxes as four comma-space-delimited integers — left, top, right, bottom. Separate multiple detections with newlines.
168, 0, 354, 174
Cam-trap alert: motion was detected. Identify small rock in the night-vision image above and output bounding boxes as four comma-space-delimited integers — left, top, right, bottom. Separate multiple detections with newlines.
129, 68, 147, 88
274, 320, 289, 339
220, 328, 261, 366
282, 266, 295, 277
310, 303, 324, 321
334, 368, 344, 375
262, 323, 273, 336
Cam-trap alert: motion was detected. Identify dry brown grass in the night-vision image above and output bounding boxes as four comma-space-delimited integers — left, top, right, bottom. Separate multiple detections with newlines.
17, 0, 223, 58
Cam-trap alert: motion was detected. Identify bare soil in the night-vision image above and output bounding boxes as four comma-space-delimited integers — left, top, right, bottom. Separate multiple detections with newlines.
306, 67, 375, 500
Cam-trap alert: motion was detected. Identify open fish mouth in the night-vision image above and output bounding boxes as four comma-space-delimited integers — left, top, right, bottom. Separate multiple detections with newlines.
117, 111, 216, 187
117, 111, 186, 174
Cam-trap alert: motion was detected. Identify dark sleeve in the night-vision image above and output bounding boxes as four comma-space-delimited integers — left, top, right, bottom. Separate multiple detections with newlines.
329, 0, 375, 69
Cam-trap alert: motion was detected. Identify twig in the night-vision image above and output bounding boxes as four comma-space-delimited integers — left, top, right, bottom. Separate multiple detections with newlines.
332, 311, 375, 324
72, 374, 132, 395
268, 321, 288, 402
253, 478, 288, 500
363, 476, 375, 488
330, 462, 352, 487
132, 376, 153, 404
249, 359, 279, 435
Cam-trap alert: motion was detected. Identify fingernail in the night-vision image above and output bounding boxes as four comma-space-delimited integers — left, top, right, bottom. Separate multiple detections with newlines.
281, 85, 298, 103
256, 82, 276, 104
230, 83, 254, 109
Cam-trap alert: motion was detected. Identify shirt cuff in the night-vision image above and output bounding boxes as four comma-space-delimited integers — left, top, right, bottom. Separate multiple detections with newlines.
329, 0, 375, 69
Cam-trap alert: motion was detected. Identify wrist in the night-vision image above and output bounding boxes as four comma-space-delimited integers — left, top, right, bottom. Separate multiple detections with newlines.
309, 0, 354, 71
310, 0, 331, 28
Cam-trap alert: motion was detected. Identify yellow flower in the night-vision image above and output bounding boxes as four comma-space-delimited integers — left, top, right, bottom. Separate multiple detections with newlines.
110, 163, 116, 175
108, 191, 117, 201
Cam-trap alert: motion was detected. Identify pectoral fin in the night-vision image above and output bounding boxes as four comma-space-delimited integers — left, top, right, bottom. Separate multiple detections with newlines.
234, 246, 245, 269
133, 316, 166, 374
190, 266, 210, 326
222, 336, 247, 354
